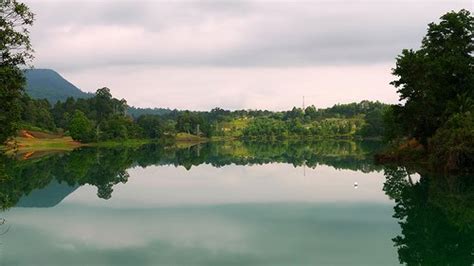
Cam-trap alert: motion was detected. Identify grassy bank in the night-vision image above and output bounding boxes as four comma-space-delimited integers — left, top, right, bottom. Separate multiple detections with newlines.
2, 131, 83, 158
0, 130, 211, 156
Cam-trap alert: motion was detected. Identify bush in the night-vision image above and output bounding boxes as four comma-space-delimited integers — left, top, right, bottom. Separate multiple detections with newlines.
69, 110, 95, 142
429, 112, 474, 171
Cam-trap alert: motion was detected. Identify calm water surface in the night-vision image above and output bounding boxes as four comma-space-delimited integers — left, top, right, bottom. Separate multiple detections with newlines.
0, 141, 472, 265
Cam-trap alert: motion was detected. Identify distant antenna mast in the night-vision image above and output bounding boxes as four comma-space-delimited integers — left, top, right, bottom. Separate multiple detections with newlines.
302, 96, 305, 110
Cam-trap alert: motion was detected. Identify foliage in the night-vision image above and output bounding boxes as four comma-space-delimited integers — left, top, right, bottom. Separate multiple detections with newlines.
127, 106, 172, 118
176, 111, 212, 137
0, 66, 25, 142
18, 80, 389, 143
0, 0, 34, 143
0, 0, 34, 66
18, 94, 55, 131
242, 118, 288, 140
136, 114, 164, 139
69, 110, 94, 142
357, 106, 387, 138
388, 9, 473, 144
379, 9, 474, 171
51, 88, 130, 142
429, 112, 474, 172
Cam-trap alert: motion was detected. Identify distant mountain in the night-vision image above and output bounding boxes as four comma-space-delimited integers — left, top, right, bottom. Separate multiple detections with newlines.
24, 68, 93, 103
24, 68, 173, 116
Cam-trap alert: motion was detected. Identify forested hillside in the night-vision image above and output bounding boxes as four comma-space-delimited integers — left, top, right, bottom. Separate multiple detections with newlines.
24, 69, 172, 117
25, 69, 93, 103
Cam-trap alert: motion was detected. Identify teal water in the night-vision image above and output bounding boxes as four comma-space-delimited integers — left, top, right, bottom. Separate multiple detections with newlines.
0, 141, 472, 265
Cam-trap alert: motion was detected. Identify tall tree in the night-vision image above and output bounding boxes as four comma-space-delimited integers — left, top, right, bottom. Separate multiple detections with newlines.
390, 9, 473, 143
0, 0, 34, 143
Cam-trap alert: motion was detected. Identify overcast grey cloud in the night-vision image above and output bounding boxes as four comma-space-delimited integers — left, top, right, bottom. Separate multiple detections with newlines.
24, 0, 472, 110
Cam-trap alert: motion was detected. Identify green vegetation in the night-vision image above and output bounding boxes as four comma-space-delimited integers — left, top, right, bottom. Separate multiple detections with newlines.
7, 85, 389, 148
381, 9, 473, 172
9, 136, 80, 153
429, 113, 474, 171
0, 0, 34, 143
69, 110, 94, 142
3, 130, 81, 156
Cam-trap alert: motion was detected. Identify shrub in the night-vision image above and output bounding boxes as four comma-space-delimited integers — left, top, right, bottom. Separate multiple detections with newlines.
429, 112, 474, 171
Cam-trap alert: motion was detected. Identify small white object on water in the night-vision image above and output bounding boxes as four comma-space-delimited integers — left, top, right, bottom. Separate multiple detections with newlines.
354, 182, 358, 189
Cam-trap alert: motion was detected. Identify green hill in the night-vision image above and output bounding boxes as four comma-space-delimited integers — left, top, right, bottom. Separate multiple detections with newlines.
24, 68, 172, 116
24, 69, 93, 103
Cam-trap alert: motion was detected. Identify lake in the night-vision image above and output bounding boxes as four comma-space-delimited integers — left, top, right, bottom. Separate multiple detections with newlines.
0, 141, 472, 265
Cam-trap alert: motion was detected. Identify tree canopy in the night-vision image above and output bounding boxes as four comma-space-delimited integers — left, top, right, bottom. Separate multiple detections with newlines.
389, 9, 473, 143
0, 0, 34, 143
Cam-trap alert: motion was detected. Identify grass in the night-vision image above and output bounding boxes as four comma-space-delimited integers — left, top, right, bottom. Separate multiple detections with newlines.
3, 136, 82, 159
1, 129, 82, 158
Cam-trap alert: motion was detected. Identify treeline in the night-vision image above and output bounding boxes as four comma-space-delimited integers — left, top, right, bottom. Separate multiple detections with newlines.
17, 88, 389, 143
380, 9, 474, 171
241, 101, 386, 140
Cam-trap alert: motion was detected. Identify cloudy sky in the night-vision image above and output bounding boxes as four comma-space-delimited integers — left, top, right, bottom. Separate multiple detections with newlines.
25, 0, 471, 110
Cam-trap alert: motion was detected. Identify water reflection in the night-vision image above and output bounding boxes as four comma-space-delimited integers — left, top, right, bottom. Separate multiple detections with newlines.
383, 167, 474, 265
0, 140, 383, 209
0, 140, 472, 265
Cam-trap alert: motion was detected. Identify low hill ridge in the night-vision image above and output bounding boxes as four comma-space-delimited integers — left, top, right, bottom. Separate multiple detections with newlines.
24, 68, 93, 103
24, 68, 171, 116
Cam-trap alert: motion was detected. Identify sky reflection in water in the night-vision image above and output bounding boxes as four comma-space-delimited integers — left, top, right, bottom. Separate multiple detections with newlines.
0, 141, 470, 265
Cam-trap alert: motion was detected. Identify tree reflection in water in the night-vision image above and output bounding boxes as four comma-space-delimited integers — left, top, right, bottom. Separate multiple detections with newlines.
383, 166, 474, 265
1, 140, 473, 264
0, 140, 382, 209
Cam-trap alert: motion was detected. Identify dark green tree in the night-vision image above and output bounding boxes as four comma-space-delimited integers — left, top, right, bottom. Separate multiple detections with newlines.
390, 9, 473, 143
137, 114, 163, 139
0, 0, 34, 143
94, 87, 114, 123
69, 110, 94, 142
176, 111, 212, 137
19, 95, 56, 130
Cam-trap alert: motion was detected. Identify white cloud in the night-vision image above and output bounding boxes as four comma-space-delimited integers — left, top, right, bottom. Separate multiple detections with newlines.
23, 0, 471, 109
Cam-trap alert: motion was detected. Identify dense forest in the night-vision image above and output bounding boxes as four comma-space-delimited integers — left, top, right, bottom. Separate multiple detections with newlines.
16, 88, 389, 142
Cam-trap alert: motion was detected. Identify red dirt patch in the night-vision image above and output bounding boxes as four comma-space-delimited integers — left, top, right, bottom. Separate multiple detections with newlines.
19, 130, 35, 139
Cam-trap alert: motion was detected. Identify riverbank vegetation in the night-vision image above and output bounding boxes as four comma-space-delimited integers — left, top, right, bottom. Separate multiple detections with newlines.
8, 91, 389, 147
378, 9, 473, 172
